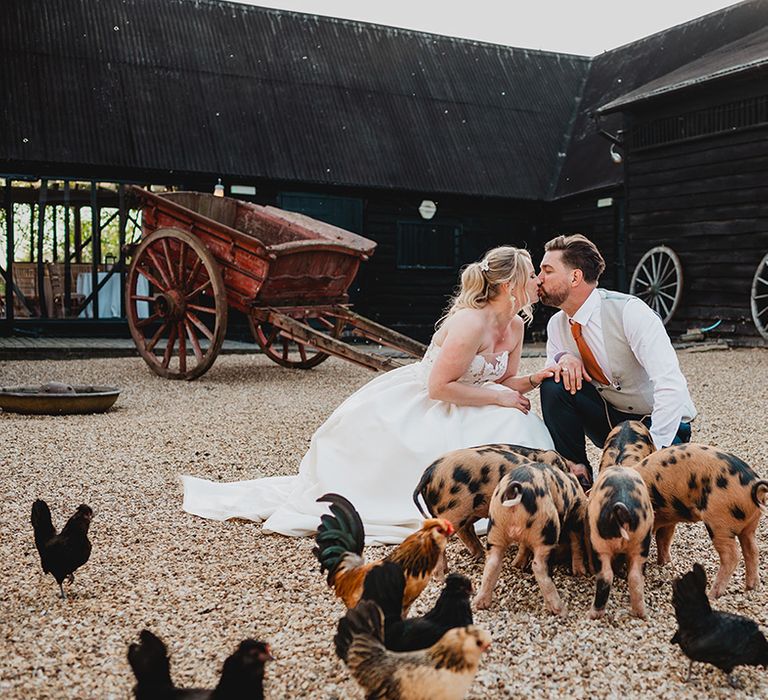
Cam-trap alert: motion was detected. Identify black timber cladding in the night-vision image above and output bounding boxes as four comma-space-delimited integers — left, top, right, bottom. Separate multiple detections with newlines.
618, 74, 768, 341
0, 0, 590, 200
554, 0, 768, 199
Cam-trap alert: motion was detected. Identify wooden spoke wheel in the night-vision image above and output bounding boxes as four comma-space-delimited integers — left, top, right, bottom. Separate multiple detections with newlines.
629, 245, 683, 324
751, 252, 768, 341
126, 227, 227, 380
248, 313, 344, 369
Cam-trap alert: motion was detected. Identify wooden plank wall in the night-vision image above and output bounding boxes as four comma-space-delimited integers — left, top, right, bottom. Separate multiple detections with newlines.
356, 194, 546, 342
626, 125, 768, 340
551, 189, 623, 292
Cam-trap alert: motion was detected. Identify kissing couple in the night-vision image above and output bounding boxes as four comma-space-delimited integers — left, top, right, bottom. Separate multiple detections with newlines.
183, 233, 695, 543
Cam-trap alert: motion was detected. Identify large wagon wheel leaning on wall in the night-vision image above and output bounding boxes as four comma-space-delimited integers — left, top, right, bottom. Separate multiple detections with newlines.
248, 312, 345, 369
751, 252, 768, 341
126, 228, 227, 380
629, 245, 683, 324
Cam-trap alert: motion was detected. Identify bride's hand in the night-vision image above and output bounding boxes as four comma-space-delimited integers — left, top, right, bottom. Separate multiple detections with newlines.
529, 368, 555, 388
495, 388, 531, 414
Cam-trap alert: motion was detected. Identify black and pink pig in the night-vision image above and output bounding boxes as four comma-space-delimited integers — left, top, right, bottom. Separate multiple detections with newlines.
635, 444, 768, 597
586, 465, 653, 619
412, 443, 571, 566
473, 461, 587, 615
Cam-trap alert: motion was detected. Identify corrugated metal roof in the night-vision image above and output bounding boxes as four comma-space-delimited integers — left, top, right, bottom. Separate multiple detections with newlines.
0, 0, 590, 199
598, 25, 768, 113
554, 0, 768, 199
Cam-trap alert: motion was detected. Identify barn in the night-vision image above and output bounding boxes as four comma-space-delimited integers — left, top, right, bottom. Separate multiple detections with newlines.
2, 0, 767, 343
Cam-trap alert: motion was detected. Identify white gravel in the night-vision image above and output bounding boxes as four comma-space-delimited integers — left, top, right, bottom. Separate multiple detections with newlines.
1, 348, 767, 699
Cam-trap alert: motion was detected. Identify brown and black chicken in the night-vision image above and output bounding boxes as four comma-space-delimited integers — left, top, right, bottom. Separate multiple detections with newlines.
334, 600, 490, 700
361, 560, 474, 651
128, 629, 274, 700
671, 563, 768, 687
30, 499, 93, 599
313, 492, 454, 611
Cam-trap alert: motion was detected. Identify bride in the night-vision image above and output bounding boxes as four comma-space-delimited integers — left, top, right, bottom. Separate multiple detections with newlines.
183, 246, 555, 543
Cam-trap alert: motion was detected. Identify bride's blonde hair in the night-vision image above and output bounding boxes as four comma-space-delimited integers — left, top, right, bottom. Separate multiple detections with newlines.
438, 246, 535, 327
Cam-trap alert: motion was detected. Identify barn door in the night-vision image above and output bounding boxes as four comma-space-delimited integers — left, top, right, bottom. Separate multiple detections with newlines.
277, 192, 365, 304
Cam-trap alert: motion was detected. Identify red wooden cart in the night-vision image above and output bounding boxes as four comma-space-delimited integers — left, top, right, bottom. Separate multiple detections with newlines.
125, 188, 427, 379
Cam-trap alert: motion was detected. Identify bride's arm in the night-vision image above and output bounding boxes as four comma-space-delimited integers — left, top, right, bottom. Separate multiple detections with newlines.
427, 315, 529, 410
502, 369, 554, 395
499, 317, 553, 394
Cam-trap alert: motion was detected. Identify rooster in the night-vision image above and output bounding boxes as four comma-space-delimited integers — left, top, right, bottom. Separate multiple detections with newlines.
671, 563, 768, 687
313, 492, 453, 611
334, 600, 490, 700
362, 561, 474, 651
128, 629, 274, 699
31, 499, 93, 599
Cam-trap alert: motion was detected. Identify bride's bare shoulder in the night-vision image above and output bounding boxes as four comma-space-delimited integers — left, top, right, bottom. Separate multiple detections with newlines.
437, 309, 486, 338
434, 309, 487, 345
509, 315, 524, 333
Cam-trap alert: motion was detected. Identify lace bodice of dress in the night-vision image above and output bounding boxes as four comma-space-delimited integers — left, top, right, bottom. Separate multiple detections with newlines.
420, 342, 509, 386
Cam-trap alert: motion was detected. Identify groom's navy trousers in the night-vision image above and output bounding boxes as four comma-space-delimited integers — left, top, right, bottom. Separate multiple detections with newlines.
540, 377, 692, 468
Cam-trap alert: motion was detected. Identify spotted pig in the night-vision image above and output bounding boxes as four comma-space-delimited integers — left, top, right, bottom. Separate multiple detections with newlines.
586, 466, 653, 619
412, 444, 570, 564
600, 420, 657, 471
635, 444, 768, 597
473, 461, 587, 615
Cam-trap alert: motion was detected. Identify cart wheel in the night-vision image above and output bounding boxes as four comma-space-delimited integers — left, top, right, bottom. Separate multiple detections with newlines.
248, 313, 344, 369
629, 245, 683, 324
751, 252, 768, 341
126, 227, 227, 380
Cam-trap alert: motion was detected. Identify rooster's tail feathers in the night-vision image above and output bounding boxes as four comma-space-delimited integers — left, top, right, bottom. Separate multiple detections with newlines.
314, 493, 365, 581
31, 499, 56, 550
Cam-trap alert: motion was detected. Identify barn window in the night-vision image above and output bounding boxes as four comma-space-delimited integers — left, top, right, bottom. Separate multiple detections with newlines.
396, 221, 461, 270
277, 192, 363, 233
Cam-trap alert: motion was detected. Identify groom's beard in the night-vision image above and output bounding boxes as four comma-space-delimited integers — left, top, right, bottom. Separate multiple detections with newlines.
538, 285, 569, 308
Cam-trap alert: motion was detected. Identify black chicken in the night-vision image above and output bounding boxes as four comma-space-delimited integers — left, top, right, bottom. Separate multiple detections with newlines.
361, 561, 474, 652
671, 563, 768, 686
31, 499, 93, 599
128, 629, 274, 699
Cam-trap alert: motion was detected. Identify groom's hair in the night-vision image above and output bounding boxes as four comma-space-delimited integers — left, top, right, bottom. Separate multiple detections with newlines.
544, 234, 605, 283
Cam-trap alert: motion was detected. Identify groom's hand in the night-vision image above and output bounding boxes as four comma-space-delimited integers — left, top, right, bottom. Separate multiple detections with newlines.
552, 353, 592, 394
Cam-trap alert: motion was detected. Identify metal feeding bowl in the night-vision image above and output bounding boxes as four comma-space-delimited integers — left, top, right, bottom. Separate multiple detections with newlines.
0, 382, 121, 415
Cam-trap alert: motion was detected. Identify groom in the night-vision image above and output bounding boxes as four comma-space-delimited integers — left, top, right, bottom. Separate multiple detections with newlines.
536, 233, 696, 489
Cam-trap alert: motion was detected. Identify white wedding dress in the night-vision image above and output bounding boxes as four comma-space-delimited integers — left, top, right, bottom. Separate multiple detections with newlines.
182, 342, 554, 544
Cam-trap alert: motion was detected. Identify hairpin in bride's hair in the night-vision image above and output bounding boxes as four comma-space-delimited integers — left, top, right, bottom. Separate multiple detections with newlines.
479, 259, 490, 273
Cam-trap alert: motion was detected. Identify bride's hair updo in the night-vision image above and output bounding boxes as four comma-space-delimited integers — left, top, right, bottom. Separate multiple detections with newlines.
439, 246, 534, 327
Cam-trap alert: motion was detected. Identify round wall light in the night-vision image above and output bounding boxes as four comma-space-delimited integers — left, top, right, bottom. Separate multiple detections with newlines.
418, 199, 437, 220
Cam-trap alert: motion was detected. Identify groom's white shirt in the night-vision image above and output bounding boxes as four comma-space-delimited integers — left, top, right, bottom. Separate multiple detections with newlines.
545, 288, 694, 450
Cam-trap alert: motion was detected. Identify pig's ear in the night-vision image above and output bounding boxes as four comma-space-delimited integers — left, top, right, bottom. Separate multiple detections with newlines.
501, 482, 523, 507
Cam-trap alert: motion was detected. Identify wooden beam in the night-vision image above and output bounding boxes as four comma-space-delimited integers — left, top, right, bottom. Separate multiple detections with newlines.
37, 180, 48, 318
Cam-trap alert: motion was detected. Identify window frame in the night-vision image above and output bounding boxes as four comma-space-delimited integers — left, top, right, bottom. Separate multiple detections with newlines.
395, 219, 462, 271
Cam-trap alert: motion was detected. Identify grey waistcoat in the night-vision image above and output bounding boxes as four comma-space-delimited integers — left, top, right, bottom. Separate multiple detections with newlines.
554, 289, 655, 415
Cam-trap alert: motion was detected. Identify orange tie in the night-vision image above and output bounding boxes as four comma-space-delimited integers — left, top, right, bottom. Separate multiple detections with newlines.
570, 321, 609, 385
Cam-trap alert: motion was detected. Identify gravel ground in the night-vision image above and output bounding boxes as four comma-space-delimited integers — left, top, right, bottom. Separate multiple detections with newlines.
2, 348, 768, 699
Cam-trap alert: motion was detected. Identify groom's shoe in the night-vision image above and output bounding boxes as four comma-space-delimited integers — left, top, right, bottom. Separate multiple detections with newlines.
567, 462, 593, 494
